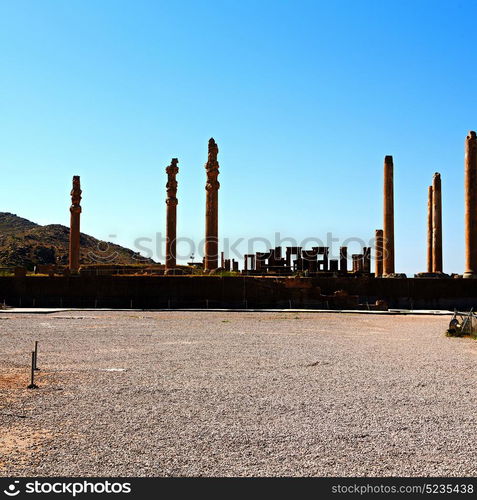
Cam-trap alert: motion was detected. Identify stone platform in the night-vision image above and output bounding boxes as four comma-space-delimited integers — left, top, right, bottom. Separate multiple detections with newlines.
0, 275, 477, 310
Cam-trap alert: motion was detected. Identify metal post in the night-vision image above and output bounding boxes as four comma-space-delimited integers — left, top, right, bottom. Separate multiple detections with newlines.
27, 351, 38, 389
34, 341, 39, 371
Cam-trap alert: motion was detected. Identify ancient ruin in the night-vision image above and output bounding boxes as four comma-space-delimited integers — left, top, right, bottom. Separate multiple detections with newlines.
464, 131, 477, 278
6, 129, 477, 309
69, 175, 82, 273
165, 158, 179, 271
204, 138, 220, 271
432, 172, 443, 273
375, 229, 383, 277
239, 245, 370, 276
427, 185, 433, 273
383, 156, 395, 276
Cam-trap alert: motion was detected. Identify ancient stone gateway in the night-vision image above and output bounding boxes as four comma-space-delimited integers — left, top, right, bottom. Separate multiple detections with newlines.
69, 175, 82, 273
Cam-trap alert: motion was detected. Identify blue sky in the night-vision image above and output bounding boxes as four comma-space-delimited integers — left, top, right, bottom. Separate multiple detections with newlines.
1, 0, 476, 274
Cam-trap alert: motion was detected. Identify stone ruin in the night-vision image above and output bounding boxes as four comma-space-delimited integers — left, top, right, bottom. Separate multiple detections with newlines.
240, 245, 371, 276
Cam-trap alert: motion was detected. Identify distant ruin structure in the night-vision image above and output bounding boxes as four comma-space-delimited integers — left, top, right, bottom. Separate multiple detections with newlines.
69, 175, 82, 273
26, 129, 477, 284
383, 156, 395, 276
464, 131, 477, 278
165, 158, 179, 271
204, 138, 220, 271
239, 244, 372, 276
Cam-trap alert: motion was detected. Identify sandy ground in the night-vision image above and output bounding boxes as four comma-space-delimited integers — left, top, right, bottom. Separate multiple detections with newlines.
0, 311, 476, 477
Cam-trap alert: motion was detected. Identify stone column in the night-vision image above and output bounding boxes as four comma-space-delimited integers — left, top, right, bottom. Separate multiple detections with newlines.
340, 246, 347, 272
69, 176, 82, 273
165, 158, 179, 271
464, 131, 477, 278
383, 156, 395, 275
363, 247, 371, 273
352, 255, 358, 273
427, 186, 433, 273
432, 173, 442, 273
204, 138, 220, 271
375, 229, 383, 277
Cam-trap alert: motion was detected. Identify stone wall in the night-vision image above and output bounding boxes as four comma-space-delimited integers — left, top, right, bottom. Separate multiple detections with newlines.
1, 276, 477, 310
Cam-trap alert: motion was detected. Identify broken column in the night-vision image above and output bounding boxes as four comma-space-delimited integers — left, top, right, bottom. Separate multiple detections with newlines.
464, 131, 477, 278
427, 185, 433, 273
165, 158, 179, 271
204, 138, 220, 271
244, 254, 255, 272
69, 176, 82, 273
352, 254, 364, 273
383, 156, 395, 276
375, 229, 383, 277
432, 173, 442, 273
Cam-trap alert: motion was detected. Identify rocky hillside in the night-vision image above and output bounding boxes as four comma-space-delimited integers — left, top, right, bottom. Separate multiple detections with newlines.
0, 213, 155, 269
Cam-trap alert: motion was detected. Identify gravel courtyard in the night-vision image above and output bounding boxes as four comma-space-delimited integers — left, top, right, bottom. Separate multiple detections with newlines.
1, 311, 476, 477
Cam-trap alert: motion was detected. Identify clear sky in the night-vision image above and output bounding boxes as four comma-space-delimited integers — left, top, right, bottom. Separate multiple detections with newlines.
1, 0, 476, 274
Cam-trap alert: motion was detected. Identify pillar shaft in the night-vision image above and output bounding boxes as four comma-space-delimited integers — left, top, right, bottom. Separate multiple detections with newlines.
340, 246, 347, 272
204, 138, 220, 271
69, 176, 82, 273
427, 186, 433, 273
363, 247, 371, 273
165, 159, 179, 270
383, 156, 395, 275
465, 131, 477, 277
375, 229, 383, 277
432, 173, 442, 273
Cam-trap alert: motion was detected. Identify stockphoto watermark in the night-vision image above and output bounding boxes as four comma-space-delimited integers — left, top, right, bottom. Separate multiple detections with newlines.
1, 479, 132, 497
87, 232, 390, 264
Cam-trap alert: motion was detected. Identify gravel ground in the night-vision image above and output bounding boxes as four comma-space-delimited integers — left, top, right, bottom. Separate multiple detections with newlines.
0, 311, 476, 477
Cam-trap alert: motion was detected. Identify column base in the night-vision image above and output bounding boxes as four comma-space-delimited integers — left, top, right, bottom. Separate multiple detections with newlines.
208, 268, 224, 275
415, 272, 450, 278
164, 268, 183, 275
463, 272, 477, 279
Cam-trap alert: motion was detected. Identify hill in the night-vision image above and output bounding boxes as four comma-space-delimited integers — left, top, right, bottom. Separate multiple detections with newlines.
0, 213, 155, 269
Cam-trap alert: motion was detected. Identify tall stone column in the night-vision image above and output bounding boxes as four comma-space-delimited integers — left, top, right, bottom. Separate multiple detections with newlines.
427, 185, 433, 273
383, 156, 395, 276
375, 229, 383, 277
165, 158, 179, 271
69, 175, 82, 273
432, 173, 442, 273
204, 138, 220, 271
464, 131, 477, 278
